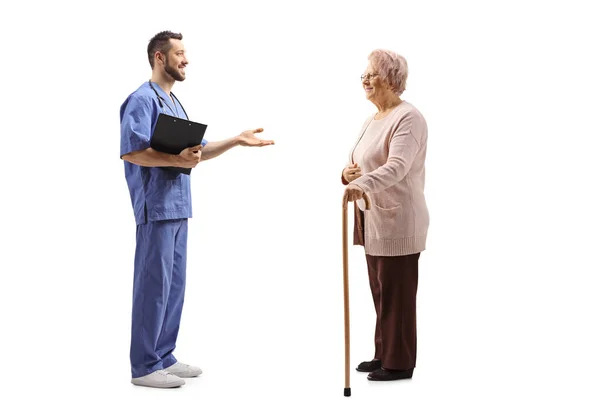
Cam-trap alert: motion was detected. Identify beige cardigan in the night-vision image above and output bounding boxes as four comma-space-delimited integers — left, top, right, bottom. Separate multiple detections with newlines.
342, 101, 429, 256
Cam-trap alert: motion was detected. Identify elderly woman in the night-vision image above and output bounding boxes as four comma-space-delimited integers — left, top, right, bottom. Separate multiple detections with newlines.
342, 49, 429, 381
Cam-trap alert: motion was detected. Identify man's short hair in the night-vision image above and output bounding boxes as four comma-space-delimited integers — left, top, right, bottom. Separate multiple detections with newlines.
147, 31, 183, 68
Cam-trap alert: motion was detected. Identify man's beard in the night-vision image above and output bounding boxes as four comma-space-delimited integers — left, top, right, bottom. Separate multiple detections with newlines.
165, 58, 185, 81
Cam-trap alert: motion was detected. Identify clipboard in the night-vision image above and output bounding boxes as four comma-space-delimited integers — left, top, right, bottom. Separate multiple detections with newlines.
150, 113, 208, 175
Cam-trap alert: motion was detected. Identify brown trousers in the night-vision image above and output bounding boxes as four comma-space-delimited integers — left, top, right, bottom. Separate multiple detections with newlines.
354, 205, 419, 370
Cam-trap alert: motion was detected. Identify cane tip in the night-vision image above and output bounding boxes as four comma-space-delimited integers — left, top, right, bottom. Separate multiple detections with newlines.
344, 387, 351, 396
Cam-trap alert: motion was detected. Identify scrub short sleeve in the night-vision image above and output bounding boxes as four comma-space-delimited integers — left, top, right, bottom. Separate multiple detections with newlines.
120, 94, 153, 158
201, 138, 208, 146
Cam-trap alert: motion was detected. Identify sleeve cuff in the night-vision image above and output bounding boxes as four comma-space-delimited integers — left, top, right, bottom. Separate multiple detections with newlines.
341, 173, 349, 185
120, 141, 150, 158
351, 178, 370, 194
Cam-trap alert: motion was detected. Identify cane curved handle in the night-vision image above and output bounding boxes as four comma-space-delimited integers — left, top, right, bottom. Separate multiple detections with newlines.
343, 190, 371, 210
361, 193, 371, 210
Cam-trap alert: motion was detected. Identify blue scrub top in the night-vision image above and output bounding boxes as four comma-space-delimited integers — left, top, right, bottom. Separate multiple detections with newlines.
120, 81, 208, 225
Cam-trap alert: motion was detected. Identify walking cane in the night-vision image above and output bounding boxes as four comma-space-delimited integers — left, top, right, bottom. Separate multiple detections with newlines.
342, 191, 371, 397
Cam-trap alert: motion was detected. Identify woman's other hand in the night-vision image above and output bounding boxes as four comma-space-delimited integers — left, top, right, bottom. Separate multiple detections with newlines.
343, 163, 362, 183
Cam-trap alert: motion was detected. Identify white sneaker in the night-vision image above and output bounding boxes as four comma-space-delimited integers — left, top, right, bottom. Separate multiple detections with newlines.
165, 362, 203, 378
131, 369, 185, 388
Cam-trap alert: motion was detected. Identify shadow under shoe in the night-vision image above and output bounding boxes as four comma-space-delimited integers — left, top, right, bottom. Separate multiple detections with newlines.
367, 367, 414, 381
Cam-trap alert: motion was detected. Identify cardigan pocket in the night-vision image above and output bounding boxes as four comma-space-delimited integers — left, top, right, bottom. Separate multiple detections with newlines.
368, 202, 414, 239
370, 186, 404, 210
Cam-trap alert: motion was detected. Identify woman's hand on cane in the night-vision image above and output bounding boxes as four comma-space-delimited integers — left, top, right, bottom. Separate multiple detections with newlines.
344, 184, 364, 202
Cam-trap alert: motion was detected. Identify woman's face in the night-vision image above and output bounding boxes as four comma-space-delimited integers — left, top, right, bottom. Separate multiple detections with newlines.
362, 61, 389, 101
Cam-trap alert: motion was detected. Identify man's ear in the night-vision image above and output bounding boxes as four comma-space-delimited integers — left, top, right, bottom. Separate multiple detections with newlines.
155, 51, 164, 65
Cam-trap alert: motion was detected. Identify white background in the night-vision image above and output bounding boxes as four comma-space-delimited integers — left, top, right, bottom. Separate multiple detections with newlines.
1, 0, 599, 399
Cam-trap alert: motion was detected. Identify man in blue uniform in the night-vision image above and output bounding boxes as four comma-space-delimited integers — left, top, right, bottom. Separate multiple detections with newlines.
120, 31, 274, 389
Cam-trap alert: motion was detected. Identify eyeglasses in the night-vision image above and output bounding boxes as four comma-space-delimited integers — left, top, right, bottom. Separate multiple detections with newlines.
360, 73, 379, 81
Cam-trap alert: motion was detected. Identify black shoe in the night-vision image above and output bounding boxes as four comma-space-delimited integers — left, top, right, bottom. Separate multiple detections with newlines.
367, 368, 414, 381
356, 359, 382, 372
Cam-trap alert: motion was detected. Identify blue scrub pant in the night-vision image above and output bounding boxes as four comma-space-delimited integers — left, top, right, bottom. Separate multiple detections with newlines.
130, 218, 188, 378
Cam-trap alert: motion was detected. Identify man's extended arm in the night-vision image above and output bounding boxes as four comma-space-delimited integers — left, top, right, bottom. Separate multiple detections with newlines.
200, 128, 275, 161
200, 137, 241, 161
